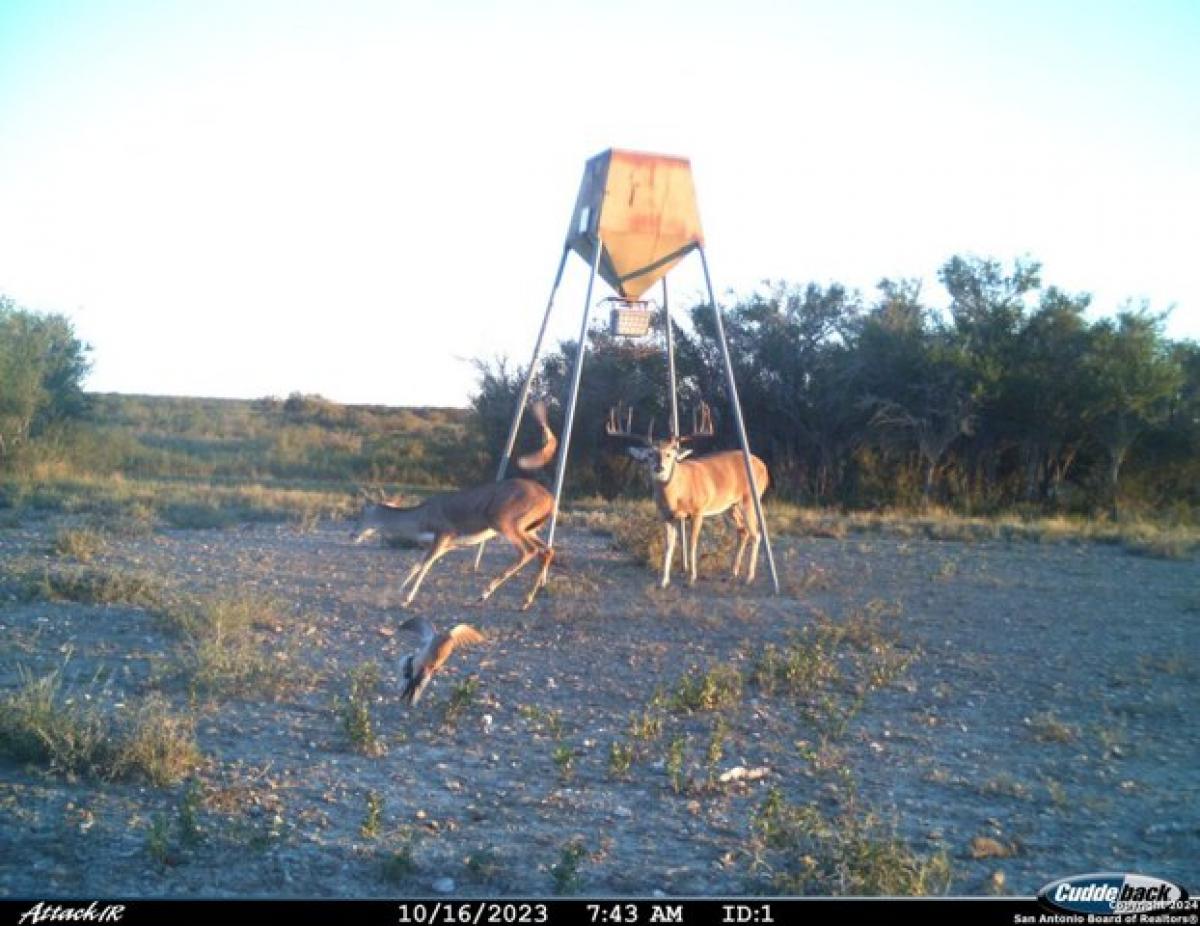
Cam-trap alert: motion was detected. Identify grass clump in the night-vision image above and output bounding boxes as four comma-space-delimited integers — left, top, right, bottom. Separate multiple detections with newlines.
0, 665, 114, 777
1026, 711, 1077, 744
163, 594, 298, 699
750, 787, 952, 896
15, 565, 165, 609
52, 526, 110, 562
114, 695, 203, 786
0, 665, 199, 785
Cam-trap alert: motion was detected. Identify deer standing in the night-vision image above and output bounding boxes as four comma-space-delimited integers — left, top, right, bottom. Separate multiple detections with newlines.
608, 402, 770, 588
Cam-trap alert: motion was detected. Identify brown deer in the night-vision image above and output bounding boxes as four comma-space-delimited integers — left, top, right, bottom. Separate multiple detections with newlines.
351, 403, 557, 610
607, 402, 770, 588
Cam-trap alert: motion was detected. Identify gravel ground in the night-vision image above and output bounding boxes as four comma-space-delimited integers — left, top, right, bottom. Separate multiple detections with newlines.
0, 513, 1195, 897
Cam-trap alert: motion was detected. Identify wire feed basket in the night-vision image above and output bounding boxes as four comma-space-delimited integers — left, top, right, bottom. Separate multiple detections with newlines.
608, 299, 653, 338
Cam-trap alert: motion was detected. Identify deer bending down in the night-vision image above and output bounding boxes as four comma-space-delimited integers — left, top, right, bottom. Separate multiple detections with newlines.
351, 402, 557, 610
608, 402, 770, 588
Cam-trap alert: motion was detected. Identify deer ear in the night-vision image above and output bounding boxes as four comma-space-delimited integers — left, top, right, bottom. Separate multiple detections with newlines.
627, 446, 653, 463
676, 448, 694, 461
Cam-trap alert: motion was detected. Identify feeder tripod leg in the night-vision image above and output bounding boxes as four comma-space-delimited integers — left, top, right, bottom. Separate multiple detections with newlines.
699, 246, 780, 595
473, 245, 569, 571
662, 276, 689, 573
546, 238, 605, 550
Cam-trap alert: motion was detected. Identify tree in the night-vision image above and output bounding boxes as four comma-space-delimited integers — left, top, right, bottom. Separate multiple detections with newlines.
1080, 307, 1182, 517
1002, 287, 1093, 502
859, 280, 978, 505
0, 296, 91, 457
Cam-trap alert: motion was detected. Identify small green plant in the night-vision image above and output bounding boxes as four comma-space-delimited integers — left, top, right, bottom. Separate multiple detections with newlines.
338, 662, 381, 755
667, 663, 744, 713
519, 704, 564, 739
441, 677, 480, 727
627, 709, 663, 742
706, 717, 729, 769
752, 633, 839, 698
361, 791, 384, 839
146, 813, 172, 866
1027, 711, 1077, 744
665, 735, 688, 794
466, 847, 504, 883
177, 779, 204, 847
381, 846, 417, 883
608, 740, 634, 779
551, 839, 588, 895
978, 774, 1032, 801
552, 744, 575, 782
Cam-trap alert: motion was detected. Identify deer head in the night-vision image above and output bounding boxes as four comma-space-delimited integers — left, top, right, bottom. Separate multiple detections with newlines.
605, 401, 714, 483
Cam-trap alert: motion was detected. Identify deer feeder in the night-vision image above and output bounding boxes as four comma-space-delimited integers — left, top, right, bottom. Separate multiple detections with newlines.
485, 148, 779, 595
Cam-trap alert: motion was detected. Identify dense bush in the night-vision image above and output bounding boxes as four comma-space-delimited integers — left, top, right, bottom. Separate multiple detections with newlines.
471, 255, 1199, 516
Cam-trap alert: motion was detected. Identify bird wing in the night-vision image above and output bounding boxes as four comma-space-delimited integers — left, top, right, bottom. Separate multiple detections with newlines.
427, 624, 486, 671
447, 624, 486, 648
399, 616, 436, 646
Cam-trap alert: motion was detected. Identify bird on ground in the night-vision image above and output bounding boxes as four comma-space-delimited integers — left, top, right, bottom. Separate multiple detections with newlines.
397, 616, 486, 706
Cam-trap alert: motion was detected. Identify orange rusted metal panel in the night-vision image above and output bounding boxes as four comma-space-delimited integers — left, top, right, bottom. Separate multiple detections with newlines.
566, 149, 705, 300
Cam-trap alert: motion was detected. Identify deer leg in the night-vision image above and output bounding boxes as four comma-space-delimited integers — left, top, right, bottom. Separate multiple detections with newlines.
688, 514, 704, 586
398, 558, 424, 593
677, 518, 689, 572
746, 531, 762, 584
479, 527, 537, 601
730, 507, 750, 580
403, 535, 454, 606
660, 521, 676, 588
523, 546, 555, 610
743, 498, 761, 584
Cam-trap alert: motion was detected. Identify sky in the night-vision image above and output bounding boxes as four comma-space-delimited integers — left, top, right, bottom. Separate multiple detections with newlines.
1, 0, 1197, 407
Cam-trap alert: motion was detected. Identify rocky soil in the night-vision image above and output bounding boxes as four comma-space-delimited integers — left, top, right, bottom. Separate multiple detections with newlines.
0, 513, 1195, 897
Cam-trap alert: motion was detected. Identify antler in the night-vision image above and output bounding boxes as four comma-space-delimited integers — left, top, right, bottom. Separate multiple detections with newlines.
679, 401, 715, 444
605, 402, 654, 445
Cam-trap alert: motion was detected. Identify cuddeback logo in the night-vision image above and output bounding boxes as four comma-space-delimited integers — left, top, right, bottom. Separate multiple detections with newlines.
1038, 872, 1188, 914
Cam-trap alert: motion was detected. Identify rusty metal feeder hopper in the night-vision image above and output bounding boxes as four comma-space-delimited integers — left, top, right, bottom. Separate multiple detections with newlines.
483, 149, 779, 595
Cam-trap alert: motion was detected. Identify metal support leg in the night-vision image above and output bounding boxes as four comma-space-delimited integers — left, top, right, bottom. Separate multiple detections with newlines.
546, 238, 605, 548
698, 246, 780, 595
474, 245, 569, 570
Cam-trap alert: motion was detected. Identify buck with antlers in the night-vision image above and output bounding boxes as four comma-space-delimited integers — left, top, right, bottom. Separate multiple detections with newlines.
608, 401, 770, 588
351, 402, 557, 610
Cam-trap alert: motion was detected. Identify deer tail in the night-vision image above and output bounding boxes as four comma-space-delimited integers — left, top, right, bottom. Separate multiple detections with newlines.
517, 400, 558, 472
